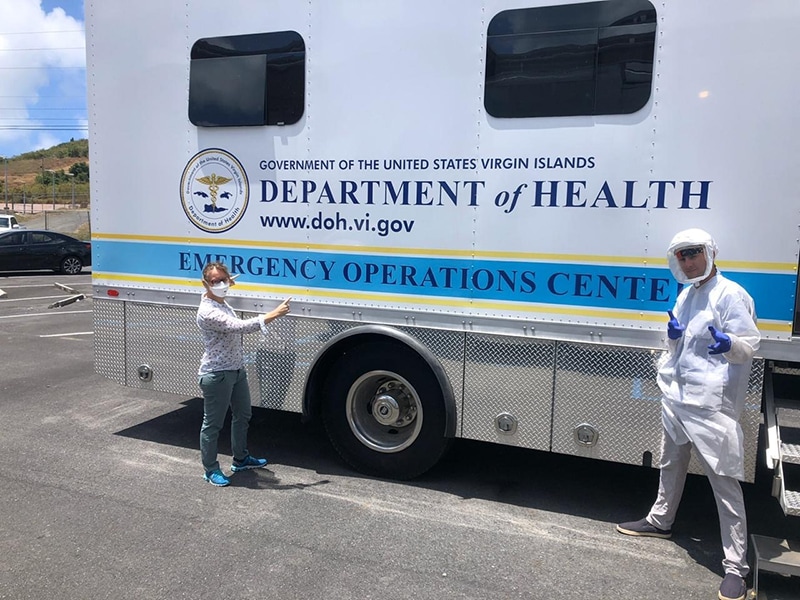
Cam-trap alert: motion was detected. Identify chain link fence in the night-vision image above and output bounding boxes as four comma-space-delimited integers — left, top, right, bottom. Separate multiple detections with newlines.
11, 209, 91, 240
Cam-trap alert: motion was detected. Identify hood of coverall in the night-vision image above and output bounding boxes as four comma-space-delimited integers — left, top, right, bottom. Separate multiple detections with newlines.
666, 228, 718, 284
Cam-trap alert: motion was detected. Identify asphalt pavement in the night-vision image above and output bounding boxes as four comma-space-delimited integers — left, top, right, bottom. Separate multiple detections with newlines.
1, 270, 799, 600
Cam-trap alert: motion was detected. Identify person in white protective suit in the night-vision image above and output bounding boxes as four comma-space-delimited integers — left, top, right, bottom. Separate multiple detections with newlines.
616, 229, 761, 600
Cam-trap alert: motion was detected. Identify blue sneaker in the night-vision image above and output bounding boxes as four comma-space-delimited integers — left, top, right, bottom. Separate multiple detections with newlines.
203, 469, 230, 487
231, 455, 268, 472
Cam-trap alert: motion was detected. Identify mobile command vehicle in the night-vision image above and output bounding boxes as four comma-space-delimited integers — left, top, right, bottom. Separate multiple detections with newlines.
87, 0, 800, 514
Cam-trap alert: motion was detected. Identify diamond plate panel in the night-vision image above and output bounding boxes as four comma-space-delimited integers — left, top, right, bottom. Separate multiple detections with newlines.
553, 343, 764, 482
241, 317, 465, 419
243, 314, 335, 412
94, 298, 126, 385
125, 303, 204, 395
553, 343, 671, 468
112, 303, 466, 419
741, 359, 764, 482
97, 298, 766, 480
461, 334, 555, 450
398, 325, 465, 434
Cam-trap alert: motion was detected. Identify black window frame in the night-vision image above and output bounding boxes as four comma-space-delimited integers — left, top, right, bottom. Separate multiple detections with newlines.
484, 0, 657, 119
189, 30, 305, 127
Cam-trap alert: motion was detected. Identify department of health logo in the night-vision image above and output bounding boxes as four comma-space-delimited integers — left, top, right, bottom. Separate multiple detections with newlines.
180, 148, 249, 233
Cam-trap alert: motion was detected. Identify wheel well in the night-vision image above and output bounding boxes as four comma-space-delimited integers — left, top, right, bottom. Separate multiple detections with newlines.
303, 329, 457, 438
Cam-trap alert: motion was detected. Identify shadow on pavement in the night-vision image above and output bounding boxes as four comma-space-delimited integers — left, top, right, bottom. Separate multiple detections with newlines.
115, 398, 800, 585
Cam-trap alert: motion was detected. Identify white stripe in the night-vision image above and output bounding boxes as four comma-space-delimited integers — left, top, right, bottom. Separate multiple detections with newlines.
39, 331, 94, 338
0, 310, 93, 319
0, 282, 92, 289
1, 295, 75, 302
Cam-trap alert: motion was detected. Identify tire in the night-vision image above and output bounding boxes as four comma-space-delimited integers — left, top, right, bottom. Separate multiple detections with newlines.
322, 341, 450, 479
60, 255, 83, 275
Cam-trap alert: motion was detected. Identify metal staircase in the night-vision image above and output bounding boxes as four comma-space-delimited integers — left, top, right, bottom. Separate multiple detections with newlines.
764, 362, 800, 517
753, 363, 800, 595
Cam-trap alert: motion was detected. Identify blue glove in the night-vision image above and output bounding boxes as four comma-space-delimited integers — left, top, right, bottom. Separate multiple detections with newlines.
707, 326, 731, 354
667, 310, 685, 340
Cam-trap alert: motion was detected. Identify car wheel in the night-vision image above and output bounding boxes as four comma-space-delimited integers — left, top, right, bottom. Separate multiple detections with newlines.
60, 255, 83, 274
321, 340, 450, 480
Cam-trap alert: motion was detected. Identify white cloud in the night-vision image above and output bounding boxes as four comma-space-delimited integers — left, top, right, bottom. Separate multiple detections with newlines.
0, 0, 86, 157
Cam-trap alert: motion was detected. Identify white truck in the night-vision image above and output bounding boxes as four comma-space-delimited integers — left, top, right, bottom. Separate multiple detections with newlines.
0, 214, 22, 231
87, 0, 800, 513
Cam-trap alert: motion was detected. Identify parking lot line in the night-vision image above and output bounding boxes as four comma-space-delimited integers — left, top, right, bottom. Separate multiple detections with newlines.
0, 310, 92, 319
1, 295, 75, 302
40, 331, 94, 338
0, 282, 93, 289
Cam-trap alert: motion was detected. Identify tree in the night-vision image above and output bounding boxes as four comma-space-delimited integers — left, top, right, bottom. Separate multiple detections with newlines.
69, 162, 90, 183
36, 170, 61, 185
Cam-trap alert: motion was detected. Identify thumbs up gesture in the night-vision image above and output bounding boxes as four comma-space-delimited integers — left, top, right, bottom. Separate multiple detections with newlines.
707, 326, 732, 355
667, 310, 685, 340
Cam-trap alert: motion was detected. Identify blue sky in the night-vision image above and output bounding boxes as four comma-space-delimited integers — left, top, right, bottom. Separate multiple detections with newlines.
0, 0, 86, 159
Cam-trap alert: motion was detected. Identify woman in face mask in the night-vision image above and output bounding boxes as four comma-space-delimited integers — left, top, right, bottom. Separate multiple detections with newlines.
196, 261, 291, 487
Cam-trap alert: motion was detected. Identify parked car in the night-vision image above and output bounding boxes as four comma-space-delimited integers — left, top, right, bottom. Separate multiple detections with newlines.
0, 214, 23, 231
0, 230, 92, 274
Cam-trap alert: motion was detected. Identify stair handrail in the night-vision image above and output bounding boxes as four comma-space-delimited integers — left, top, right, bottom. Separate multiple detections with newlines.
764, 364, 782, 471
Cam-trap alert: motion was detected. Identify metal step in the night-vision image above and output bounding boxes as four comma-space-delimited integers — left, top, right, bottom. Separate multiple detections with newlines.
783, 443, 800, 465
785, 489, 800, 517
764, 370, 800, 517
776, 404, 800, 429
750, 534, 800, 597
771, 363, 800, 376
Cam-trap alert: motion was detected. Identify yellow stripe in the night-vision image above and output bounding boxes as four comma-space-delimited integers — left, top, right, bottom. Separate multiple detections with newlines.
91, 271, 793, 333
91, 232, 796, 271
759, 322, 793, 333
716, 260, 796, 272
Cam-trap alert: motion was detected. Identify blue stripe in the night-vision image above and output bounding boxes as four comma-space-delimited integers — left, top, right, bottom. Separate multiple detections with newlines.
93, 240, 795, 321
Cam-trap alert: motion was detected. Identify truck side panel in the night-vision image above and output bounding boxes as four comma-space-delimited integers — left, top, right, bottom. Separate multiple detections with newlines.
87, 1, 800, 357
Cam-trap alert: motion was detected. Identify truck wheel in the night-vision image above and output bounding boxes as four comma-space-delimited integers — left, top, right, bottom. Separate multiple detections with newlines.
60, 255, 83, 274
322, 341, 450, 479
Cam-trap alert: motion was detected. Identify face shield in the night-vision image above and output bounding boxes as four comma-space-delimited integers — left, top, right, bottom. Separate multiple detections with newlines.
666, 228, 717, 284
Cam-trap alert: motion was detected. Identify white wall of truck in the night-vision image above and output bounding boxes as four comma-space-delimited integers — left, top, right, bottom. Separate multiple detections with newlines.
87, 1, 800, 493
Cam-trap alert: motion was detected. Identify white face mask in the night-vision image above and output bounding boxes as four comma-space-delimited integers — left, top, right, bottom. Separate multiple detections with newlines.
209, 281, 230, 298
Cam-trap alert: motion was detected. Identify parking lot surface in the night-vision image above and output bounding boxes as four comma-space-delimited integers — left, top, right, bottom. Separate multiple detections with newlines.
1, 270, 799, 599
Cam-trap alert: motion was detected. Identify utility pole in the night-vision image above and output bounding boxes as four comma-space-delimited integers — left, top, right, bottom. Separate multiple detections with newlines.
66, 173, 75, 208
3, 157, 7, 210
45, 169, 56, 210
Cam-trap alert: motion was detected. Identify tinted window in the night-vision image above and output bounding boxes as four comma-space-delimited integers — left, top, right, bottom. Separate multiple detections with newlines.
189, 31, 305, 127
30, 232, 55, 244
0, 233, 24, 245
485, 0, 656, 118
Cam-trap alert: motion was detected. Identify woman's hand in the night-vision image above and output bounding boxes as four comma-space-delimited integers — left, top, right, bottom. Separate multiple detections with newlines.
263, 298, 291, 324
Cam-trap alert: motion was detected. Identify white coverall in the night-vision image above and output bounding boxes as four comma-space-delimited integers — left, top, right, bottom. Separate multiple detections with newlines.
647, 230, 760, 578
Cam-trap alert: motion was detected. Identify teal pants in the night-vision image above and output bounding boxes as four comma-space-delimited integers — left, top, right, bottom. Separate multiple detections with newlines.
199, 369, 252, 472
